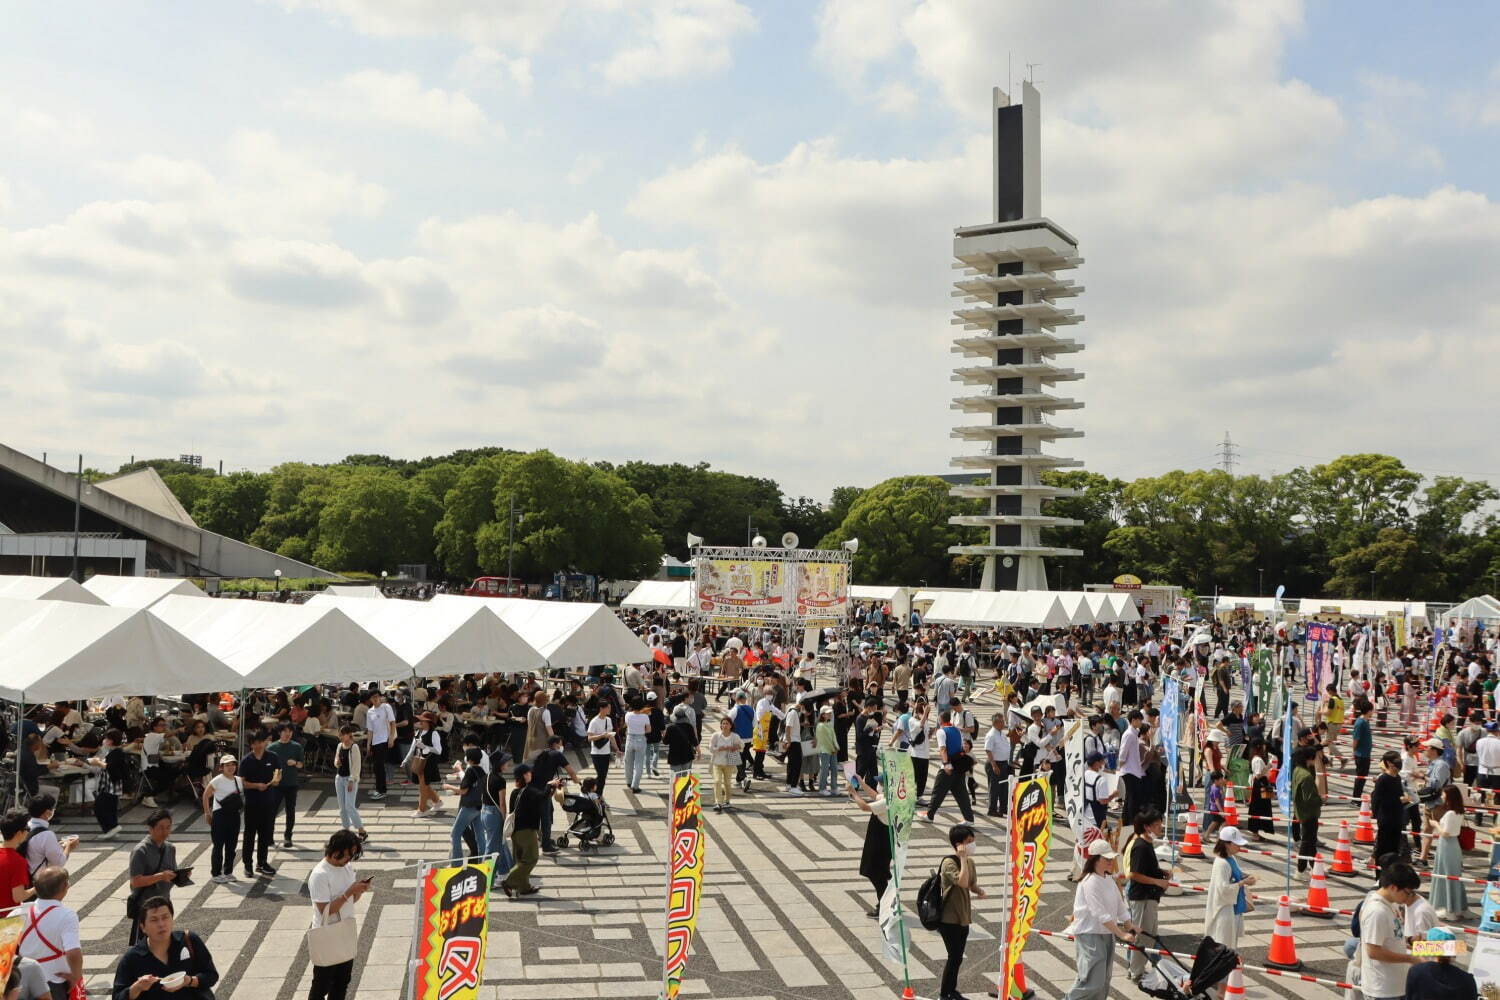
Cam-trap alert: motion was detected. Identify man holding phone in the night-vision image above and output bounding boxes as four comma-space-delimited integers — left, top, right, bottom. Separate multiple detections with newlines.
309, 829, 371, 1000
126, 810, 181, 945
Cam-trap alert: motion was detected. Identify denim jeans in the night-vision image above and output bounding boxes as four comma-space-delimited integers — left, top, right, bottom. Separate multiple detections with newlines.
817, 753, 836, 794
480, 805, 512, 870
646, 741, 660, 774
334, 779, 362, 830
450, 805, 482, 862
624, 734, 647, 788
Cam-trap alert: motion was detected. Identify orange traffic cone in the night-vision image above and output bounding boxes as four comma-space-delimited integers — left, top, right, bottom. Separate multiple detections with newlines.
1224, 786, 1240, 827
1355, 794, 1375, 844
1224, 964, 1246, 999
1180, 815, 1204, 857
1331, 820, 1356, 874
1303, 853, 1333, 918
1265, 894, 1302, 970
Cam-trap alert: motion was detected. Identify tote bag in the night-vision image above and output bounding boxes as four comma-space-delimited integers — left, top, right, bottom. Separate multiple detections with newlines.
307, 915, 359, 967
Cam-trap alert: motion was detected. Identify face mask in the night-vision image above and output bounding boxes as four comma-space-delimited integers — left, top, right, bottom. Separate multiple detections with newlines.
960, 842, 977, 857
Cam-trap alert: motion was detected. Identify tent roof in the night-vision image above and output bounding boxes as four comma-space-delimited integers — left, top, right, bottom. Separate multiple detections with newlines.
912, 588, 971, 605
0, 575, 106, 605
1213, 596, 1279, 614
924, 590, 1072, 628
1440, 595, 1500, 622
0, 597, 241, 701
432, 596, 650, 668
152, 595, 410, 687
304, 596, 545, 674
322, 585, 385, 600
81, 575, 205, 609
620, 580, 694, 612
1108, 592, 1142, 623
850, 585, 903, 602
1296, 598, 1428, 620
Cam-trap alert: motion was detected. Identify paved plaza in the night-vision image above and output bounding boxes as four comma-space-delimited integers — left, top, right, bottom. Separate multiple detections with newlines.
54, 684, 1444, 1000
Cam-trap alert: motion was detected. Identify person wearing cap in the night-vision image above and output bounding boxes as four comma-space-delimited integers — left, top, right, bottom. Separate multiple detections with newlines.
1061, 839, 1136, 1000
202, 755, 244, 883
408, 712, 445, 817
1404, 926, 1478, 1000
1202, 826, 1255, 948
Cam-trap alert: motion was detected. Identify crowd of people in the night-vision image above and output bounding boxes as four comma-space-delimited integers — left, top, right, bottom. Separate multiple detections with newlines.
2, 598, 1495, 1000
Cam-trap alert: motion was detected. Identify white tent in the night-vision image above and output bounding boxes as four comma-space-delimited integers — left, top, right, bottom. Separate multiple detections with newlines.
0, 597, 242, 702
1439, 595, 1500, 623
1213, 595, 1279, 619
323, 585, 385, 600
1051, 591, 1096, 626
82, 574, 205, 609
850, 584, 912, 623
152, 595, 410, 687
0, 575, 106, 605
1297, 598, 1429, 623
924, 590, 1073, 628
1107, 592, 1142, 623
432, 596, 651, 668
620, 580, 695, 612
305, 596, 545, 674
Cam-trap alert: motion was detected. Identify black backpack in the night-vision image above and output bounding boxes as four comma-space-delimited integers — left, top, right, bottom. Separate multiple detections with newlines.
916, 855, 958, 930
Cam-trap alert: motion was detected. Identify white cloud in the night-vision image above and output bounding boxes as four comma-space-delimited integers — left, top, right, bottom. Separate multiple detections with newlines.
0, 106, 93, 153
567, 154, 603, 185
452, 47, 533, 93
598, 0, 757, 85
288, 70, 496, 141
263, 0, 565, 49
813, 0, 916, 83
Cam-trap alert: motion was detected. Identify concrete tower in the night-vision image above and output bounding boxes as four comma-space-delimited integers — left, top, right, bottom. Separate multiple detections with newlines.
947, 82, 1084, 591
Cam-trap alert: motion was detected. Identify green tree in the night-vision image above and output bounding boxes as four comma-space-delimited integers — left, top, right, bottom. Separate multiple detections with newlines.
433, 456, 509, 579
1326, 527, 1433, 599
607, 461, 784, 556
190, 471, 271, 540
312, 468, 442, 572
818, 475, 978, 586
475, 451, 662, 579
1041, 470, 1124, 580
250, 464, 349, 562
161, 472, 213, 516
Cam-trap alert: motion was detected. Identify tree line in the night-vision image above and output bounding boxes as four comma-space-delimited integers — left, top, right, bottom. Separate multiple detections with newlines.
126, 451, 1499, 600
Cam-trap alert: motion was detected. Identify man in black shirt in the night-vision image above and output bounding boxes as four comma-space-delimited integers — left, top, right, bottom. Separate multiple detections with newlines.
1369, 750, 1409, 868
499, 764, 561, 898
1124, 807, 1170, 982
238, 731, 280, 879
530, 737, 578, 855
853, 697, 882, 784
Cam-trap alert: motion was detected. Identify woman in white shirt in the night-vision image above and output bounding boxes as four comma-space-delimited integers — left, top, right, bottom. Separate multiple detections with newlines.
708, 718, 744, 812
1060, 840, 1137, 1000
1202, 826, 1255, 947
201, 755, 244, 883
1428, 785, 1469, 919
586, 703, 620, 795
781, 704, 804, 796
623, 703, 652, 793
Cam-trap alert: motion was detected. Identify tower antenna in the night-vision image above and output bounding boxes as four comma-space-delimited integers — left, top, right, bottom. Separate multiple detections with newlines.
1216, 431, 1239, 474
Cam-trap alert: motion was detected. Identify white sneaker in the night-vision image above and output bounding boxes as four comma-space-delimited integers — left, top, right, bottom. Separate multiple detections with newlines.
212, 874, 228, 884
99, 827, 119, 841
224, 873, 239, 883
785, 788, 804, 796
141, 797, 158, 808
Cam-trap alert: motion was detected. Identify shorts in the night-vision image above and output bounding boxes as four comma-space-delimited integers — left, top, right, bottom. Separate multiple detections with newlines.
1479, 773, 1500, 791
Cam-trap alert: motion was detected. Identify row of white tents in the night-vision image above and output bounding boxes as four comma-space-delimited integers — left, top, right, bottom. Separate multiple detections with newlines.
0, 575, 649, 704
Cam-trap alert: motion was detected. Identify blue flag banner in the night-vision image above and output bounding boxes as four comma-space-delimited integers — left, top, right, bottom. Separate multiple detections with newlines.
1161, 676, 1181, 782
1276, 694, 1294, 818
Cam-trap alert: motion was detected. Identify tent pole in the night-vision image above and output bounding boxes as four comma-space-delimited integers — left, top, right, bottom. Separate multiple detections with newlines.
14, 693, 24, 805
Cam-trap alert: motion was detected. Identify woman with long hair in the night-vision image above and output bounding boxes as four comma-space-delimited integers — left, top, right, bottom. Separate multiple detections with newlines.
1429, 784, 1470, 919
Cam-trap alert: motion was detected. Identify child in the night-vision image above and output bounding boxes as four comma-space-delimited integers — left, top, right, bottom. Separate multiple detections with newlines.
1202, 770, 1227, 839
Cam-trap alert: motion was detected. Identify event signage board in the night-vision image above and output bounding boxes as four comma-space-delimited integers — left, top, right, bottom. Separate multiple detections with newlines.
413, 858, 495, 1000
696, 558, 786, 619
1253, 649, 1275, 717
1170, 597, 1189, 639
692, 546, 851, 625
1276, 694, 1294, 819
878, 749, 917, 966
790, 561, 850, 622
1002, 776, 1052, 1000
1063, 719, 1087, 853
663, 773, 707, 1000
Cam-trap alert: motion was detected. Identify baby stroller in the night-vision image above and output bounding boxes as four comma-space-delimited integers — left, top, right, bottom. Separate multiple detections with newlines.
555, 792, 615, 851
1137, 932, 1239, 1000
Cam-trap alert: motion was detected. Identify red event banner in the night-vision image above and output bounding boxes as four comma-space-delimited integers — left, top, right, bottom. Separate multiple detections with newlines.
663, 774, 706, 1000
413, 859, 494, 1000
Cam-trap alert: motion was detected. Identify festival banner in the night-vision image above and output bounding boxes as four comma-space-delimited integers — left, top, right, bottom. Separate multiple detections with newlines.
1002, 776, 1052, 1000
1239, 652, 1252, 709
696, 558, 786, 620
1253, 648, 1275, 717
1305, 622, 1336, 702
663, 773, 707, 1000
1276, 693, 1294, 819
413, 858, 495, 1000
1161, 676, 1181, 785
790, 561, 850, 621
0, 915, 20, 986
1063, 719, 1086, 873
877, 749, 917, 967
1170, 597, 1189, 640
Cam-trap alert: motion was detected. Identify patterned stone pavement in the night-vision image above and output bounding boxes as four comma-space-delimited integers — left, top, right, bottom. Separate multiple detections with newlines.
56, 685, 1467, 1000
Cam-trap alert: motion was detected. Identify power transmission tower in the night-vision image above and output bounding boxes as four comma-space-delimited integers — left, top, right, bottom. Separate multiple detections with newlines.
1216, 431, 1239, 474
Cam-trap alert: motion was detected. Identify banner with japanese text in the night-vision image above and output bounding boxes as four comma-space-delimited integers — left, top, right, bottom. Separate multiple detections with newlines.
697, 558, 786, 620
1161, 676, 1181, 783
414, 858, 495, 1000
877, 749, 917, 966
1002, 776, 1052, 1000
790, 560, 850, 622
1306, 622, 1337, 702
663, 773, 706, 1000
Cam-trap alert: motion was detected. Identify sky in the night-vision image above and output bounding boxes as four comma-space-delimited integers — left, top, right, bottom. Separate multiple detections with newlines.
3, 0, 1499, 500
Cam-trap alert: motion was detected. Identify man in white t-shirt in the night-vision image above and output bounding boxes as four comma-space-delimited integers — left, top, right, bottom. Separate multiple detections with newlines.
363, 691, 396, 801
308, 830, 371, 999
16, 866, 82, 997
586, 702, 619, 795
1359, 864, 1422, 1000
983, 713, 1011, 817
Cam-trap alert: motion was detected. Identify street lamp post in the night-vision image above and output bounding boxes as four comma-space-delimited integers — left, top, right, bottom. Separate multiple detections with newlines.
273, 568, 282, 598
1258, 568, 1264, 596
380, 570, 388, 594
1370, 570, 1376, 600
507, 496, 522, 595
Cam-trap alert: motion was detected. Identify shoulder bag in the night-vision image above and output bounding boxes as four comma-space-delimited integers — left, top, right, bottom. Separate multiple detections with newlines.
308, 912, 359, 967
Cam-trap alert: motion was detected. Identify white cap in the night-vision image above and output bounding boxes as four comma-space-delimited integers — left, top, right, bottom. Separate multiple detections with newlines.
1423, 737, 1444, 750
1218, 826, 1249, 847
1086, 840, 1118, 858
